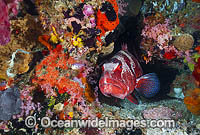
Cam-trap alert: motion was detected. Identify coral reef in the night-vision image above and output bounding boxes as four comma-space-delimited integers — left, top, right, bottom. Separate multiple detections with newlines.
142, 106, 181, 120
170, 72, 196, 95
117, 0, 128, 16
0, 0, 200, 134
0, 14, 43, 81
173, 34, 194, 51
184, 88, 200, 115
32, 45, 84, 98
192, 57, 200, 86
0, 86, 21, 120
0, 0, 22, 45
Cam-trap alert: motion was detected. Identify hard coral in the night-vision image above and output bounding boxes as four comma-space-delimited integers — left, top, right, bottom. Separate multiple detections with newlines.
173, 34, 194, 51
184, 88, 200, 115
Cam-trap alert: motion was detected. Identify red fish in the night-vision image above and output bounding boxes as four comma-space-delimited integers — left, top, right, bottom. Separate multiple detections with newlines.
99, 50, 160, 104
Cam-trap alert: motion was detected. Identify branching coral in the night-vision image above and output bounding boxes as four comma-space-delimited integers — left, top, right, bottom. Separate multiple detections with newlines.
141, 15, 175, 62
184, 88, 200, 115
141, 18, 172, 48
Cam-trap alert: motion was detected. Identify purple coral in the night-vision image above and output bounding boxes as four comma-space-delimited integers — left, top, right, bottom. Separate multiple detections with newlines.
83, 4, 94, 17
13, 86, 42, 119
41, 83, 57, 98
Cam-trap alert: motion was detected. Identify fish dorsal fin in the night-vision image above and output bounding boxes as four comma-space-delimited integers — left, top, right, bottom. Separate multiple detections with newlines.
121, 43, 128, 51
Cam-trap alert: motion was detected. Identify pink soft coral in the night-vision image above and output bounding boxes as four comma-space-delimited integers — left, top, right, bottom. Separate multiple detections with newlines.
141, 19, 172, 48
0, 0, 22, 45
0, 0, 10, 45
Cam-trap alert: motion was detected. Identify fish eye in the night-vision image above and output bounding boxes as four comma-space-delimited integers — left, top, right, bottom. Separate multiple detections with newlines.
114, 64, 122, 71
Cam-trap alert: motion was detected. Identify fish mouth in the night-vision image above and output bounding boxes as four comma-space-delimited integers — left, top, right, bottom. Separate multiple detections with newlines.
99, 77, 127, 99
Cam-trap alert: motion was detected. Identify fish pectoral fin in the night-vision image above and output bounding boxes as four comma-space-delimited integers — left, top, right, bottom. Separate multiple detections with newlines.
126, 94, 139, 105
135, 73, 160, 98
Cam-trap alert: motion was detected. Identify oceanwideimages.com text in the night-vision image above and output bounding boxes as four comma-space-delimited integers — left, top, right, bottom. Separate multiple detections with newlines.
25, 116, 176, 130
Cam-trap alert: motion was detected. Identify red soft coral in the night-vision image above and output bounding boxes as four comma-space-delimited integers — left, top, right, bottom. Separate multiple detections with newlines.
32, 45, 85, 105
192, 58, 200, 86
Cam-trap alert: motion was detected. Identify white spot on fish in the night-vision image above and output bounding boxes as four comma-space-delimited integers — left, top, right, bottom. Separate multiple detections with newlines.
103, 63, 119, 72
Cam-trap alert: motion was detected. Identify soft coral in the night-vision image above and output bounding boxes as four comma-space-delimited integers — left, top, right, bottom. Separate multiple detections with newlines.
184, 88, 200, 115
192, 57, 200, 86
0, 0, 21, 45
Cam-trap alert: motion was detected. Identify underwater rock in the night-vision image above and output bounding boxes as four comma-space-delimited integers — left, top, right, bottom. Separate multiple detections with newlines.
192, 31, 200, 46
142, 106, 181, 119
170, 72, 196, 96
115, 128, 143, 135
127, 0, 142, 17
0, 86, 21, 120
173, 34, 194, 51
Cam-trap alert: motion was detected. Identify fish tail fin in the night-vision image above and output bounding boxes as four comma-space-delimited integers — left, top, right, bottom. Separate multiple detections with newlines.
135, 73, 160, 98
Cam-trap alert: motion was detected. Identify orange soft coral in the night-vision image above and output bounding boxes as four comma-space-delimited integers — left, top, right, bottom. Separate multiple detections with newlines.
32, 45, 84, 100
96, 0, 119, 43
184, 88, 200, 115
81, 77, 95, 103
38, 35, 53, 51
